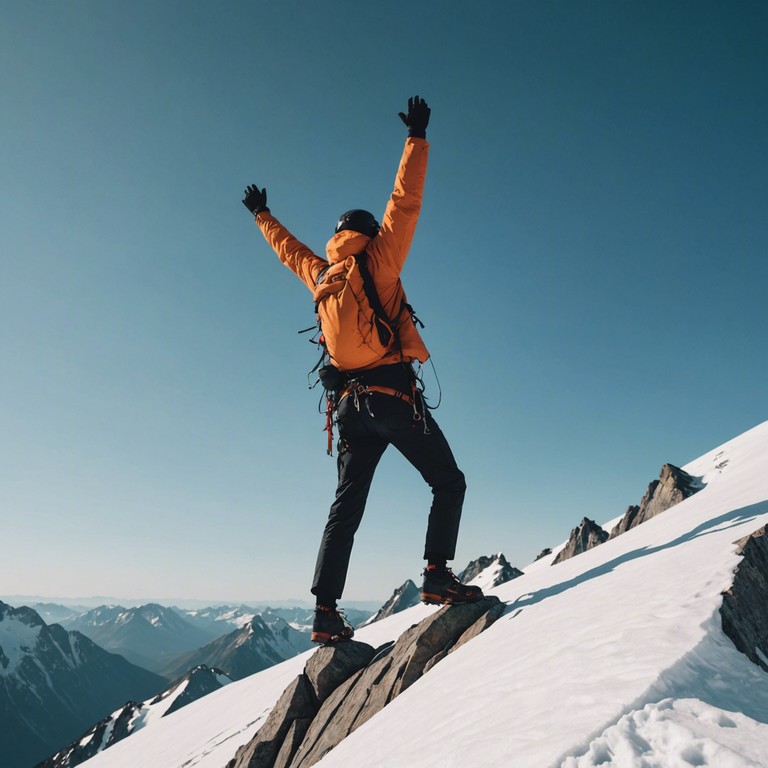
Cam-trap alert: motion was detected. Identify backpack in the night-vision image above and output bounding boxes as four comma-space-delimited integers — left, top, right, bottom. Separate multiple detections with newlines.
304, 252, 430, 455
311, 252, 400, 372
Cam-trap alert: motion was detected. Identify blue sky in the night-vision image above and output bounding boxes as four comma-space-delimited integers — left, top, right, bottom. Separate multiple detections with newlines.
1, 1, 766, 604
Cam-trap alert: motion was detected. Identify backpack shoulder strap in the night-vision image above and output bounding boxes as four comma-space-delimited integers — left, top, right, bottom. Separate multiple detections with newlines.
355, 252, 394, 348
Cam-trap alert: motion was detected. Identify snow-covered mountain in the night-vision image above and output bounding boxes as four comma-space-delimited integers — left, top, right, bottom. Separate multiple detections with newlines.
159, 615, 314, 682
36, 664, 232, 768
75, 419, 768, 767
0, 603, 167, 768
175, 604, 258, 634
62, 603, 215, 673
178, 604, 374, 635
28, 603, 88, 625
263, 606, 374, 633
458, 551, 524, 590
360, 579, 421, 626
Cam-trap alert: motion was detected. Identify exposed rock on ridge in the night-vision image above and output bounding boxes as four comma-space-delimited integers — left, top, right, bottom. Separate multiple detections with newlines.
228, 596, 503, 768
361, 580, 420, 626
552, 518, 609, 565
458, 553, 523, 588
720, 525, 768, 673
610, 464, 701, 539
552, 464, 702, 565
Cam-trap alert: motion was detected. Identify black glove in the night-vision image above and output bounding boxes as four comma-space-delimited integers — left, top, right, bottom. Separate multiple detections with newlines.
242, 184, 269, 216
398, 95, 430, 139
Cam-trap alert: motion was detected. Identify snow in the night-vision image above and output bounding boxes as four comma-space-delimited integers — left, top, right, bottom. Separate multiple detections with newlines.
564, 699, 768, 768
0, 615, 42, 676
131, 678, 190, 732
465, 554, 506, 592
80, 420, 768, 768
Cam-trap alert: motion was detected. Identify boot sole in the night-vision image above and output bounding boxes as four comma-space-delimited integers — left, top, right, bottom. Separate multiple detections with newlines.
421, 592, 484, 606
311, 631, 354, 645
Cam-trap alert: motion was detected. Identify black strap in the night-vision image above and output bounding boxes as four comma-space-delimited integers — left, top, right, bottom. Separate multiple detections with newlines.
355, 252, 396, 349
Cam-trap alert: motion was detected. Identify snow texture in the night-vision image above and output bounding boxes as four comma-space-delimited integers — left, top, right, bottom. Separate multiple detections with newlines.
0, 616, 42, 675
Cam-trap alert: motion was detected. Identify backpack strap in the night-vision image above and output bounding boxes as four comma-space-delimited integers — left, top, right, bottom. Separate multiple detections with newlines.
355, 252, 395, 350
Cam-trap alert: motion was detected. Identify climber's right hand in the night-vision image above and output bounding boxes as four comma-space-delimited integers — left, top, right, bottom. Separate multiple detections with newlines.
242, 184, 269, 216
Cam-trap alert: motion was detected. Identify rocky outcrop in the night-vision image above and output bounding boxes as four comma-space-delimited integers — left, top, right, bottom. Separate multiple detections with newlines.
552, 518, 609, 565
362, 580, 420, 626
551, 464, 703, 568
610, 464, 701, 539
534, 547, 553, 562
720, 526, 768, 673
229, 596, 502, 768
458, 553, 524, 588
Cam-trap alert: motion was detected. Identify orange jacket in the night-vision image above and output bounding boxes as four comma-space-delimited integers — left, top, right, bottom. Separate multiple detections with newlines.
255, 137, 430, 370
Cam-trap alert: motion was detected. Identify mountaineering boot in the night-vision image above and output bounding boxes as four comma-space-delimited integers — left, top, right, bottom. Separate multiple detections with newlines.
311, 605, 355, 645
421, 566, 485, 605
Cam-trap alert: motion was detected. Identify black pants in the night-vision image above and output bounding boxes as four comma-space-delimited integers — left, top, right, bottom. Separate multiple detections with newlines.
311, 386, 466, 601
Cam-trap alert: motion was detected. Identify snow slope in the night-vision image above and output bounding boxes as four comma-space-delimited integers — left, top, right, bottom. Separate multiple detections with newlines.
81, 420, 768, 768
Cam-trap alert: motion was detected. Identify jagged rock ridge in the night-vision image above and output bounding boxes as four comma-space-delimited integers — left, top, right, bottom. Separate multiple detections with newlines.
609, 463, 701, 539
362, 580, 420, 626
553, 463, 702, 565
228, 596, 503, 768
720, 525, 768, 673
459, 553, 524, 588
552, 518, 609, 565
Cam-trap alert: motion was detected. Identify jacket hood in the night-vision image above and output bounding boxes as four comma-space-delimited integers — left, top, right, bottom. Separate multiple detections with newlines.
326, 229, 372, 264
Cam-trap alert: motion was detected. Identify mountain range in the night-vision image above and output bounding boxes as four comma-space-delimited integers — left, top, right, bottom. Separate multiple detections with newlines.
159, 614, 314, 681
36, 664, 232, 768
0, 603, 167, 768
1, 601, 368, 767
60, 603, 215, 673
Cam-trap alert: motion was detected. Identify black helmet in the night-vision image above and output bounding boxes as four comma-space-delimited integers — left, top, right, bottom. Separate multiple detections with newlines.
335, 209, 380, 237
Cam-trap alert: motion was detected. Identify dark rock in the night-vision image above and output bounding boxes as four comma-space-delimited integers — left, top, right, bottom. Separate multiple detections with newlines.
422, 599, 505, 675
552, 518, 609, 565
720, 525, 768, 672
288, 597, 502, 767
230, 597, 503, 768
534, 547, 553, 562
273, 718, 313, 768
451, 599, 506, 653
288, 665, 374, 767
362, 580, 420, 626
458, 553, 523, 588
304, 641, 376, 703
610, 464, 701, 539
227, 674, 318, 768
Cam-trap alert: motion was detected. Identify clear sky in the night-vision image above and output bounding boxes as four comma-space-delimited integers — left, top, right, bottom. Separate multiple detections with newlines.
1, 1, 766, 604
